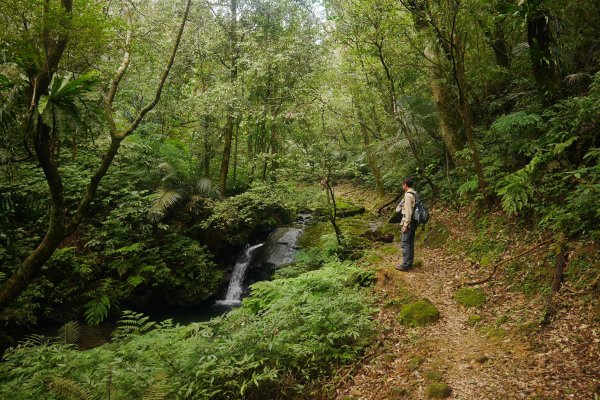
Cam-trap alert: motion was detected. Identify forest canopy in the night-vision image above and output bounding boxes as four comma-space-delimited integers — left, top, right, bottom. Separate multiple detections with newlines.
0, 0, 599, 398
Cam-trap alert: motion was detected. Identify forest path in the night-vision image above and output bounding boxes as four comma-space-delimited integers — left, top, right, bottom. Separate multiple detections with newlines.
331, 184, 597, 399
335, 244, 544, 400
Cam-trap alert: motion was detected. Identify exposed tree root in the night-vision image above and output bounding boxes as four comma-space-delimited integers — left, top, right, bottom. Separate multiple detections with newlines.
463, 237, 554, 286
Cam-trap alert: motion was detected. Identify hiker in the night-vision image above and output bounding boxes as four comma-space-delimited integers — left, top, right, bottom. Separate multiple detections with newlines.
396, 178, 418, 271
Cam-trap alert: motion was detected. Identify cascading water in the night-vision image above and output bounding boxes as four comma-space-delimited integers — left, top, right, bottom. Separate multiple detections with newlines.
216, 243, 264, 306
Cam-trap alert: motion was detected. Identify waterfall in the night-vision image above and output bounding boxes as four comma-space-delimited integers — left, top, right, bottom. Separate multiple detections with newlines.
217, 243, 264, 306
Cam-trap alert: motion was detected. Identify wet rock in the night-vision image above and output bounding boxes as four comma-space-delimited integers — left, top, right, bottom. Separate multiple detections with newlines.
255, 227, 302, 270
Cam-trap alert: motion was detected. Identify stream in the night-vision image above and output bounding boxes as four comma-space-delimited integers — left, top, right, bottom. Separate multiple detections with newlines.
73, 214, 311, 349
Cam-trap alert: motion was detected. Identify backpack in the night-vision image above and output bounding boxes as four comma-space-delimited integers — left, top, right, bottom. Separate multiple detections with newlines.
409, 192, 430, 224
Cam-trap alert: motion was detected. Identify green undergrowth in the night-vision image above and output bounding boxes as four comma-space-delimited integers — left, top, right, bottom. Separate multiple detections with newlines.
449, 213, 511, 266
0, 261, 375, 400
418, 221, 450, 249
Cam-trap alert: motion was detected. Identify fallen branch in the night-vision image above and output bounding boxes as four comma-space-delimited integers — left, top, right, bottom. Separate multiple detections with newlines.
377, 193, 402, 214
463, 237, 554, 286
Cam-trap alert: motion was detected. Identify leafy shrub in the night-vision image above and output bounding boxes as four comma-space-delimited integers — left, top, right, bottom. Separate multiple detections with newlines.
198, 182, 298, 250
0, 261, 375, 400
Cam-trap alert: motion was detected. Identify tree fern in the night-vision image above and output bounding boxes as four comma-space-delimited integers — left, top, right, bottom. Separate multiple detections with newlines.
148, 188, 183, 222
491, 111, 542, 135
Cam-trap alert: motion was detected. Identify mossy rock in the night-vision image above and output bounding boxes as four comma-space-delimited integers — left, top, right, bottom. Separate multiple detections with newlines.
314, 200, 365, 219
391, 386, 410, 397
398, 299, 440, 327
360, 230, 394, 243
388, 210, 402, 223
349, 269, 376, 287
454, 287, 486, 308
426, 382, 452, 399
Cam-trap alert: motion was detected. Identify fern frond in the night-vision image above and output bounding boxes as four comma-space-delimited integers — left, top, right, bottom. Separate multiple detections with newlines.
149, 188, 183, 222
512, 41, 529, 57
46, 376, 95, 400
84, 295, 111, 325
491, 111, 542, 134
57, 321, 82, 345
112, 310, 157, 341
20, 334, 50, 347
564, 73, 592, 85
142, 374, 171, 400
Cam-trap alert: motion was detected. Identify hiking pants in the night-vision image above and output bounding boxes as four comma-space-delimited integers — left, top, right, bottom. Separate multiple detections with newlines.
401, 222, 418, 268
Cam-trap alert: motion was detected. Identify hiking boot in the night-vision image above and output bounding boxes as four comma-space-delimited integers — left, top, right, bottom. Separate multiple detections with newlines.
395, 265, 411, 272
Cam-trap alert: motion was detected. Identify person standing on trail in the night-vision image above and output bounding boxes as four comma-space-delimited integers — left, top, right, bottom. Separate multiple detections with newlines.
395, 178, 418, 271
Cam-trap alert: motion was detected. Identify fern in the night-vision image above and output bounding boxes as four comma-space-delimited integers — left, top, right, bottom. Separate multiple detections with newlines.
491, 111, 542, 135
20, 334, 50, 347
57, 321, 82, 345
142, 374, 171, 400
45, 376, 95, 400
84, 295, 111, 325
458, 178, 479, 196
112, 310, 157, 341
148, 188, 183, 222
497, 174, 534, 214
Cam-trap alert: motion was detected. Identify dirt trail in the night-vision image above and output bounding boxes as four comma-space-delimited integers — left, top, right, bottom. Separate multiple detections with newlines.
332, 186, 598, 399
336, 244, 548, 400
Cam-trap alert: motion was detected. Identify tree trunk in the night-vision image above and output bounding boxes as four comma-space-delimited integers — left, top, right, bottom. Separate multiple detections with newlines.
426, 46, 464, 166
219, 114, 234, 192
527, 3, 560, 102
455, 59, 487, 192
232, 119, 240, 187
323, 178, 343, 245
218, 0, 239, 194
355, 104, 385, 197
0, 0, 191, 312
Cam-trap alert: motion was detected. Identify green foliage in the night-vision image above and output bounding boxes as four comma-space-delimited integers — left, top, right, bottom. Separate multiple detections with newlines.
491, 111, 542, 136
199, 182, 299, 249
398, 299, 440, 327
83, 294, 111, 326
56, 321, 81, 345
454, 287, 487, 308
0, 261, 374, 400
495, 74, 600, 236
